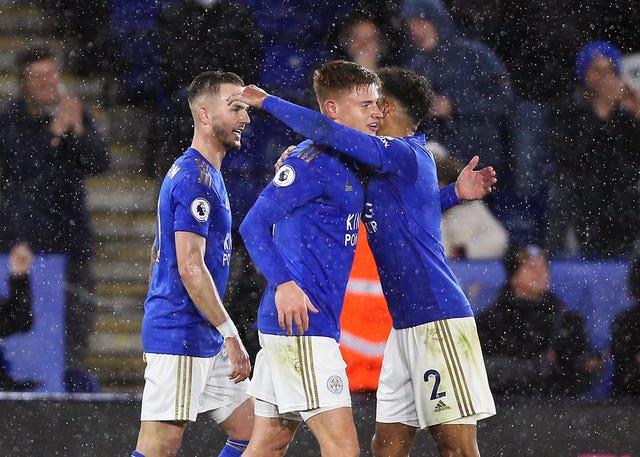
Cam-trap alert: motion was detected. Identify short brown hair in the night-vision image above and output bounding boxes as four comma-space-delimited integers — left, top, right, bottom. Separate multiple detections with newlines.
187, 70, 244, 106
15, 45, 56, 81
312, 60, 380, 107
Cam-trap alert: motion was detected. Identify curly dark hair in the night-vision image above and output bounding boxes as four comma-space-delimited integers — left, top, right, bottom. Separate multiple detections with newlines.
378, 67, 433, 125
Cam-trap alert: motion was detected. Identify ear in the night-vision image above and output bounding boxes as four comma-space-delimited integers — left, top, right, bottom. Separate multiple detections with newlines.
323, 100, 339, 120
381, 97, 396, 116
197, 106, 209, 125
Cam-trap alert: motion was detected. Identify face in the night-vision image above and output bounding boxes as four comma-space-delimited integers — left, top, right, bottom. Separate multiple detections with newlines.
203, 83, 250, 151
510, 256, 550, 298
21, 58, 61, 108
408, 18, 438, 51
347, 20, 380, 58
330, 83, 382, 135
584, 56, 620, 92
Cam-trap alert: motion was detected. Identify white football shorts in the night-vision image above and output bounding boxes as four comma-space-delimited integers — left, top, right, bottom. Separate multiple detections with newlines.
140, 349, 250, 423
376, 317, 496, 429
248, 332, 352, 421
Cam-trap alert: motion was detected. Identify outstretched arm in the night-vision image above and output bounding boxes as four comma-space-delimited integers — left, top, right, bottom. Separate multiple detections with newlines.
229, 85, 396, 170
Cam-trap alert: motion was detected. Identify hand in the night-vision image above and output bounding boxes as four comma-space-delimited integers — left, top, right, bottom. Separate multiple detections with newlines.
227, 84, 270, 108
274, 280, 319, 335
9, 242, 33, 275
454, 155, 496, 201
621, 81, 640, 118
274, 145, 296, 171
224, 336, 251, 383
49, 95, 85, 145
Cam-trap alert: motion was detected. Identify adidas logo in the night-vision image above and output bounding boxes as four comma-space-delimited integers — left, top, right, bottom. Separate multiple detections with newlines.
433, 400, 451, 413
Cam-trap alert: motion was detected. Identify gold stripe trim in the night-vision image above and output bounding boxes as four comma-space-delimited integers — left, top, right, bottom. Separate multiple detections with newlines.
175, 356, 182, 419
186, 356, 193, 420
305, 150, 322, 163
298, 144, 317, 160
435, 321, 463, 414
306, 337, 320, 408
181, 356, 189, 420
297, 337, 312, 409
442, 321, 475, 415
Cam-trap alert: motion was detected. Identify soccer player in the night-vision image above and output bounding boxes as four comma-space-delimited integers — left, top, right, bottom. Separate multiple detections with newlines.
132, 71, 253, 457
238, 63, 384, 457
230, 63, 496, 457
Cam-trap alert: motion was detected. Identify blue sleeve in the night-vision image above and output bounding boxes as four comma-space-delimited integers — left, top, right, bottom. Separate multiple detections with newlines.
262, 96, 415, 174
240, 153, 324, 286
172, 172, 220, 237
440, 183, 460, 212
239, 196, 292, 287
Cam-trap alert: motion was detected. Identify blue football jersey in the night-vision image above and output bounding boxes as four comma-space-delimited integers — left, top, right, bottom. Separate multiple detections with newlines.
363, 135, 473, 329
142, 147, 232, 356
259, 97, 473, 329
240, 140, 364, 341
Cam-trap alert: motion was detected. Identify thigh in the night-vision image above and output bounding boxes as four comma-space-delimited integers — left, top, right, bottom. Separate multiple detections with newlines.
254, 333, 352, 415
405, 318, 496, 428
371, 422, 417, 457
243, 414, 301, 457
141, 353, 213, 422
376, 329, 418, 427
202, 346, 251, 422
305, 407, 360, 457
218, 398, 254, 441
428, 423, 479, 457
136, 420, 187, 457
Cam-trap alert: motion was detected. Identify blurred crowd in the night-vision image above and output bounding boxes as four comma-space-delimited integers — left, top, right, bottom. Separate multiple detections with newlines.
1, 0, 640, 395
40, 0, 640, 257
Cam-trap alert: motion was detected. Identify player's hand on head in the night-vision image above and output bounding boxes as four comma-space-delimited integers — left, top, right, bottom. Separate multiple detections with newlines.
454, 155, 497, 201
224, 336, 251, 383
274, 280, 319, 335
227, 84, 269, 108
274, 145, 296, 171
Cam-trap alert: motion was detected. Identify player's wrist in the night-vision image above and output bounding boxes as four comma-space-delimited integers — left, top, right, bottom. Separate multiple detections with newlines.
216, 320, 239, 339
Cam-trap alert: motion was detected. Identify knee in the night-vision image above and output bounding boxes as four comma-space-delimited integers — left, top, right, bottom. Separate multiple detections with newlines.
319, 438, 359, 457
371, 432, 411, 457
370, 434, 386, 457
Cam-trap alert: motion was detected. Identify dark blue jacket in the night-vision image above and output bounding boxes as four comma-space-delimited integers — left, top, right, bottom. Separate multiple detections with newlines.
0, 98, 109, 261
401, 3, 513, 170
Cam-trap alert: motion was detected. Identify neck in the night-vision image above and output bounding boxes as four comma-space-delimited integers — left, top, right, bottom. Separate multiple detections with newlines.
379, 121, 417, 138
191, 134, 225, 170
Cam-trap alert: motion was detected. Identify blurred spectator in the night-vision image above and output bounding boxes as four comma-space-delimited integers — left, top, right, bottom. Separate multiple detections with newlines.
472, 1, 585, 244
547, 41, 640, 257
0, 243, 36, 391
476, 245, 603, 396
434, 145, 509, 259
327, 11, 400, 72
611, 256, 640, 396
0, 45, 110, 388
400, 2, 512, 181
